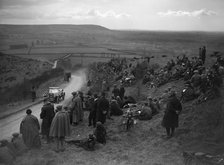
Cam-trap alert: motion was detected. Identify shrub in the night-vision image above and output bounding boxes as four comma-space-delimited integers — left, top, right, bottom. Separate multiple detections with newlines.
0, 68, 64, 104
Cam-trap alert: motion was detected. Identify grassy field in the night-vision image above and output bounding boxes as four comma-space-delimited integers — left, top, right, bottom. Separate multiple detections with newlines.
1, 25, 224, 67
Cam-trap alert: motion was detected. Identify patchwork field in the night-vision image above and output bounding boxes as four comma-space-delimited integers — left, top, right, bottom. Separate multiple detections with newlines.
1, 25, 224, 68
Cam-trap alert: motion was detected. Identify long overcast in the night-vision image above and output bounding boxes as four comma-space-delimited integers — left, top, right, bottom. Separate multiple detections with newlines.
0, 0, 223, 31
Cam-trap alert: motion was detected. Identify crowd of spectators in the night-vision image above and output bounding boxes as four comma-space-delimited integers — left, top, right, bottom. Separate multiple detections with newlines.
142, 47, 224, 102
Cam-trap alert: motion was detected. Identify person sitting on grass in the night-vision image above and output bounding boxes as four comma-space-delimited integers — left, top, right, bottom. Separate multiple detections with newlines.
65, 134, 96, 151
49, 105, 71, 152
110, 97, 123, 116
94, 122, 107, 144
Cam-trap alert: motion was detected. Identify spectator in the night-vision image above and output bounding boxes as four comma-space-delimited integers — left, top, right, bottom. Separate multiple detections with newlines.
49, 105, 70, 152
96, 92, 109, 124
112, 85, 120, 98
119, 85, 125, 100
31, 86, 36, 102
94, 122, 106, 144
201, 46, 206, 64
162, 91, 182, 138
110, 97, 123, 116
40, 101, 55, 143
88, 94, 96, 127
20, 109, 41, 149
70, 92, 83, 126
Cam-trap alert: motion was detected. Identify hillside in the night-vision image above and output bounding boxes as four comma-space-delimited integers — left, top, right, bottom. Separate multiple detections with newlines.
0, 53, 52, 91
0, 24, 113, 49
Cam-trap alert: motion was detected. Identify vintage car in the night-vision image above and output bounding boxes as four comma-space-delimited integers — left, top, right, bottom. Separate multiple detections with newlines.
44, 87, 65, 103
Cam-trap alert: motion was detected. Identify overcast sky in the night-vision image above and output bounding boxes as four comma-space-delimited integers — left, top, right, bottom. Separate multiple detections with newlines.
0, 0, 223, 31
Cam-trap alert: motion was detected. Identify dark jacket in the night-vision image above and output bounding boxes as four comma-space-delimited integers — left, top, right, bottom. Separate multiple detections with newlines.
110, 100, 123, 116
162, 96, 182, 128
112, 88, 120, 97
40, 103, 55, 136
97, 97, 109, 124
119, 87, 125, 99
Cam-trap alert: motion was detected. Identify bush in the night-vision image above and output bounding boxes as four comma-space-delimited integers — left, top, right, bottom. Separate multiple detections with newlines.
0, 68, 64, 104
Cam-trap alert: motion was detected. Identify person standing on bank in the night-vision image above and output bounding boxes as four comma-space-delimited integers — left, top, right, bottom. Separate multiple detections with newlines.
199, 47, 202, 60
31, 86, 36, 102
119, 85, 125, 101
97, 92, 110, 124
88, 94, 96, 127
112, 85, 120, 98
201, 46, 206, 64
49, 105, 70, 152
40, 101, 55, 143
20, 109, 41, 149
162, 91, 182, 138
70, 92, 83, 125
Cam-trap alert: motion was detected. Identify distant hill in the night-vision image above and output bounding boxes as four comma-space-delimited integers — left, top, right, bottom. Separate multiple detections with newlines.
0, 24, 113, 49
0, 24, 110, 34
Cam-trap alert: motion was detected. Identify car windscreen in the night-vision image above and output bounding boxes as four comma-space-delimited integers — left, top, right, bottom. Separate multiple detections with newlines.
49, 89, 59, 93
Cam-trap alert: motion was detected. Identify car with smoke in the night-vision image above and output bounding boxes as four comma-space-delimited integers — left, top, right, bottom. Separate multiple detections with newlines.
44, 87, 65, 103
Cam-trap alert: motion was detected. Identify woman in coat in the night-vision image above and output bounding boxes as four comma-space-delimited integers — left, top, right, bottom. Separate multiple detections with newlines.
162, 91, 182, 138
20, 109, 41, 149
49, 105, 70, 152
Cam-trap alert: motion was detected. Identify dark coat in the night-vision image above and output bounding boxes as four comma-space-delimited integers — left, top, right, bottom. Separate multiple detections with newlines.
40, 103, 55, 136
20, 114, 41, 149
112, 88, 120, 97
119, 87, 125, 99
162, 96, 182, 128
110, 100, 123, 116
94, 125, 106, 144
97, 97, 109, 124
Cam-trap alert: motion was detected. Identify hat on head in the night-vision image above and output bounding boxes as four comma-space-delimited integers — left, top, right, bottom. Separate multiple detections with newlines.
26, 109, 32, 114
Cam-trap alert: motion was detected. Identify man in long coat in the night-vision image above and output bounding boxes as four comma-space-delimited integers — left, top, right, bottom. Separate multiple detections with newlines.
112, 85, 120, 98
88, 94, 98, 127
97, 92, 109, 124
162, 91, 182, 138
119, 85, 125, 100
49, 105, 70, 152
70, 92, 83, 125
20, 109, 41, 149
40, 102, 55, 143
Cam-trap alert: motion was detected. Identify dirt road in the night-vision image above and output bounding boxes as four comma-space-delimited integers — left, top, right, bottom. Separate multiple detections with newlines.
0, 69, 87, 140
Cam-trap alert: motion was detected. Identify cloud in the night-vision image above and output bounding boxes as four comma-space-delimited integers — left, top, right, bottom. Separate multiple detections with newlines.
87, 9, 130, 18
44, 9, 130, 19
158, 9, 217, 18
